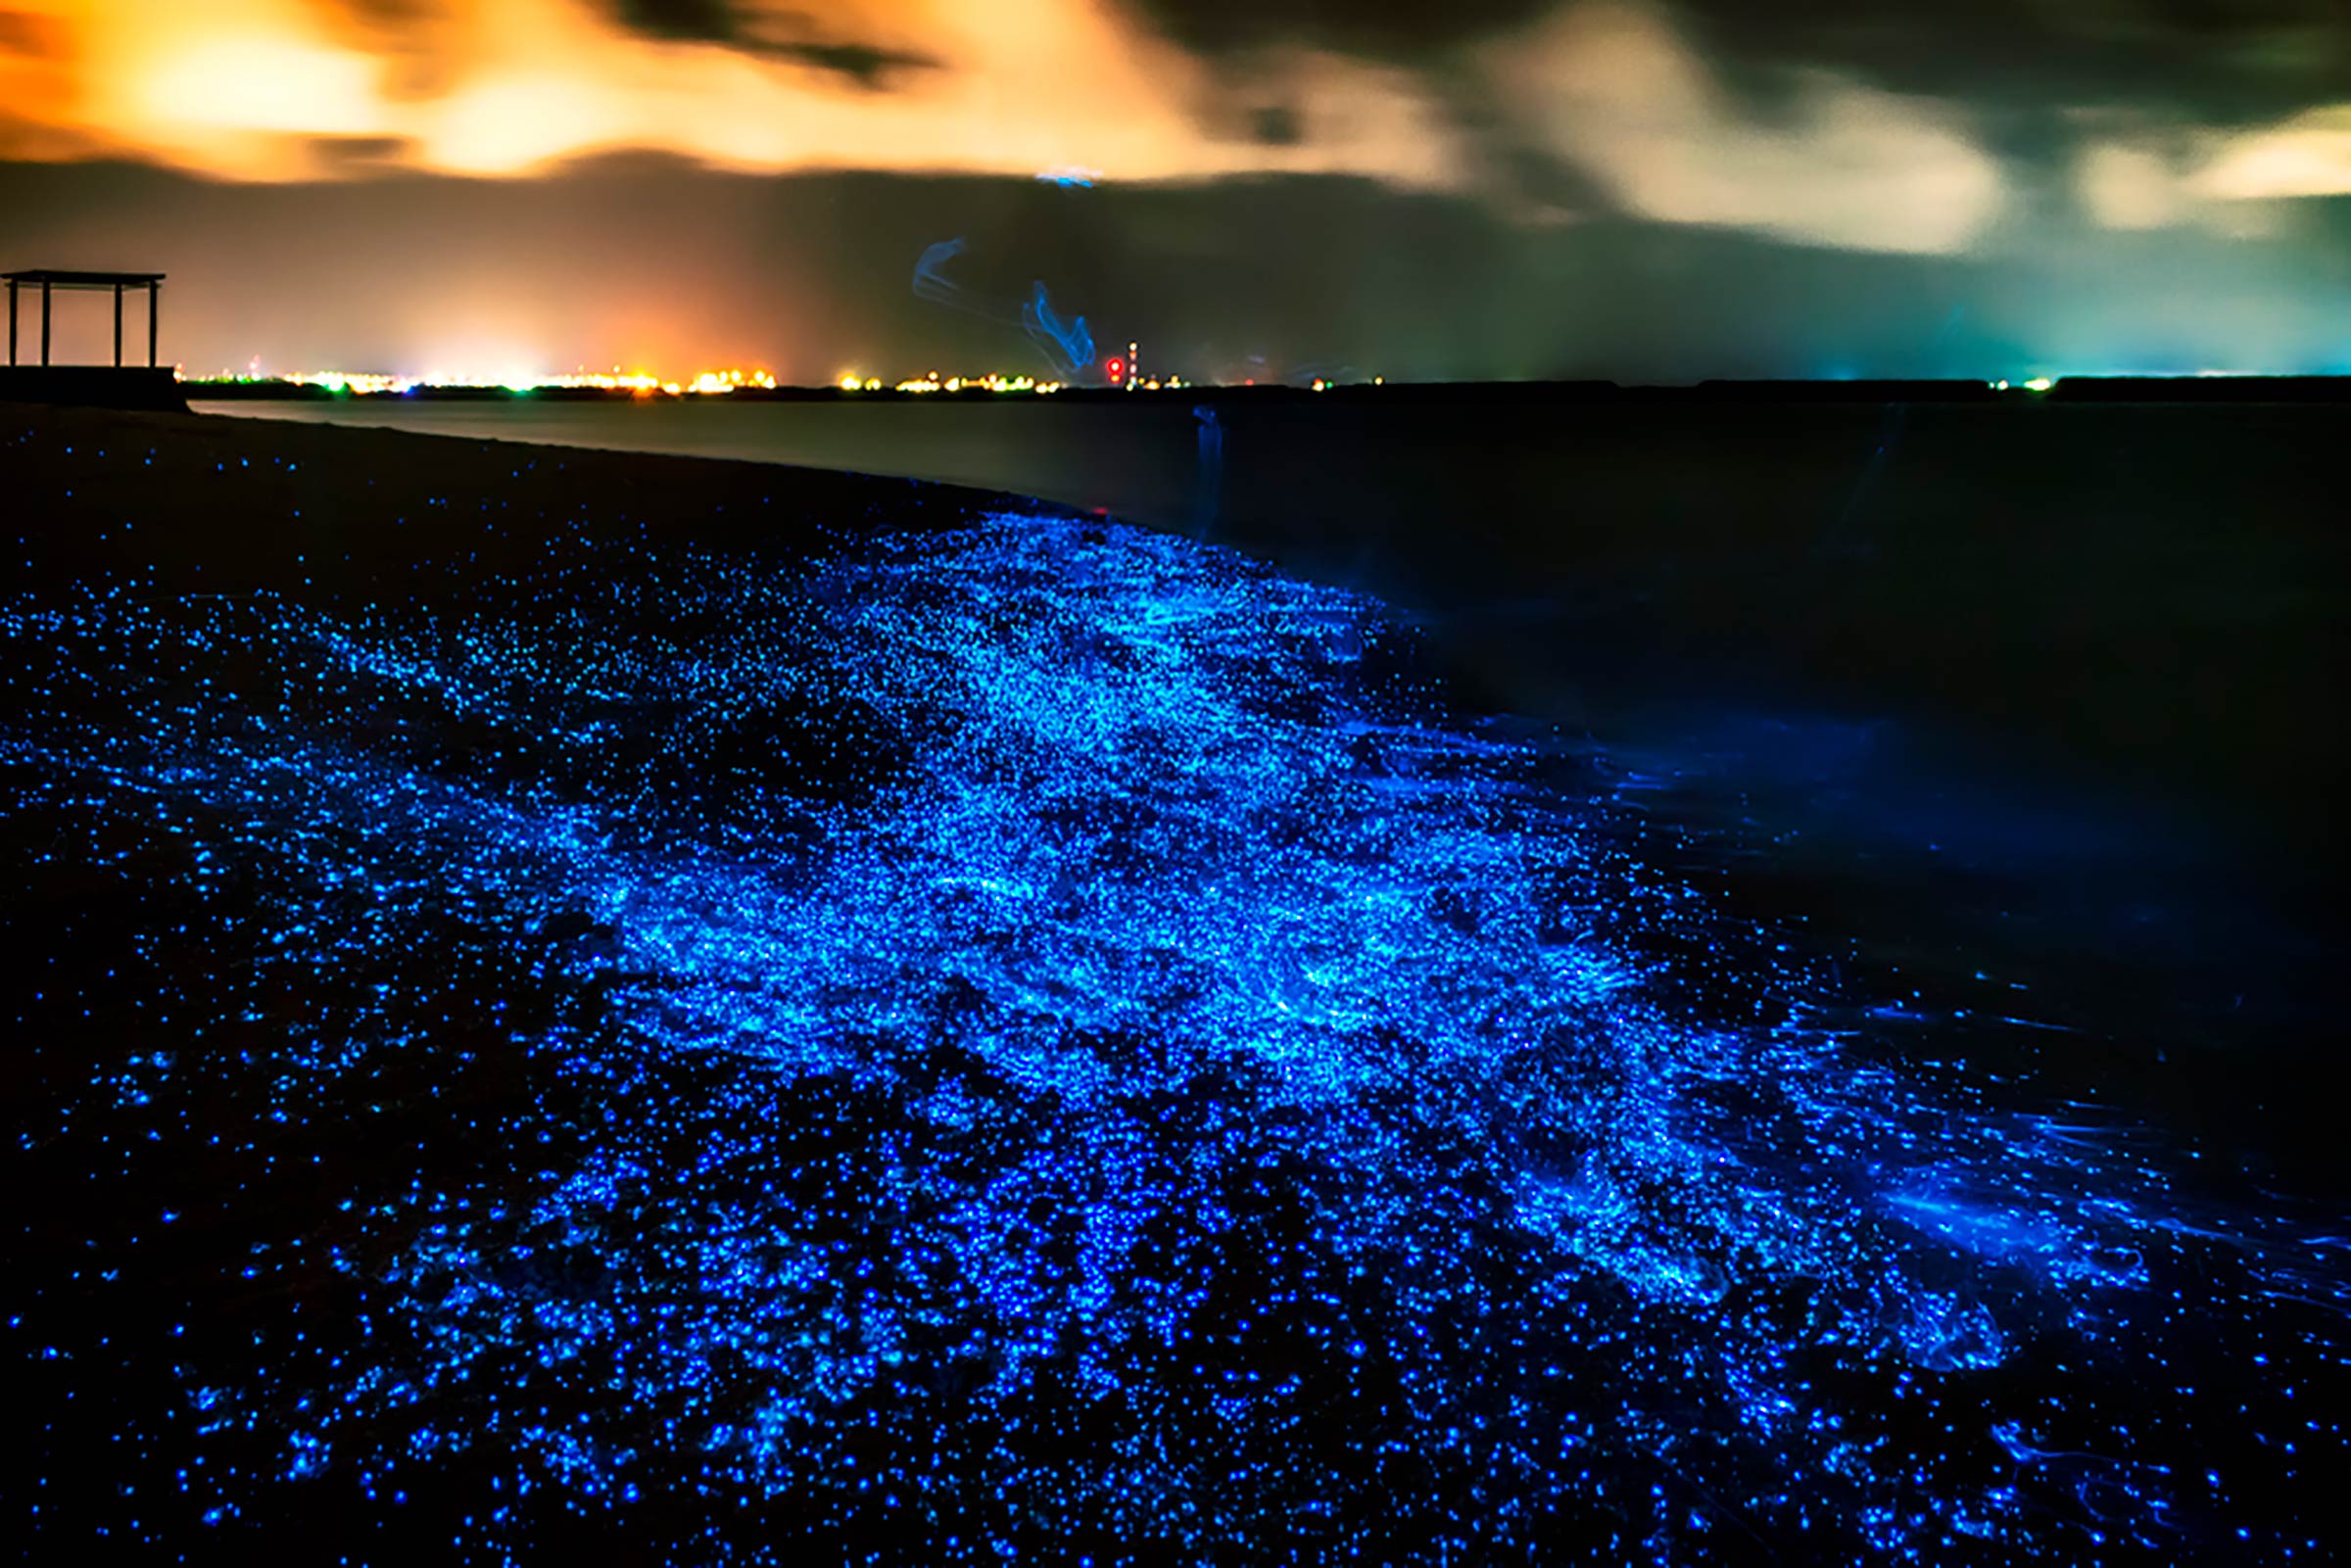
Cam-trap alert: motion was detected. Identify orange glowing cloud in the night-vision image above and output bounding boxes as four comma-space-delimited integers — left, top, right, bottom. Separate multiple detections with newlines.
0, 0, 1467, 188
0, 0, 87, 154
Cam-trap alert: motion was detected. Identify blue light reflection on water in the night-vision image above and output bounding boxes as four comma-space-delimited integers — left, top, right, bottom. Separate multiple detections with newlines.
3, 511, 2342, 1562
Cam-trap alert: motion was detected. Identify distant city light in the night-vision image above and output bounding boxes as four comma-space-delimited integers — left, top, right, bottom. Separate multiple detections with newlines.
290, 370, 414, 395
685, 369, 776, 395
180, 365, 782, 396
174, 367, 2149, 400
887, 372, 1067, 395
179, 363, 1209, 397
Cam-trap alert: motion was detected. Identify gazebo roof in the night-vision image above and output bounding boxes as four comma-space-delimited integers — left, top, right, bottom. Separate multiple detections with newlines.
4, 270, 167, 287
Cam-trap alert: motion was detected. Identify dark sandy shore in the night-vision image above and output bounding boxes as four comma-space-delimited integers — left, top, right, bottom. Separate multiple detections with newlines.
4, 401, 2344, 1564
4, 401, 1035, 605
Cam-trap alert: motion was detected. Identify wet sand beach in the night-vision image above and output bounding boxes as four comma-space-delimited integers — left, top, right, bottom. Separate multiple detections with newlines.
5, 401, 2343, 1563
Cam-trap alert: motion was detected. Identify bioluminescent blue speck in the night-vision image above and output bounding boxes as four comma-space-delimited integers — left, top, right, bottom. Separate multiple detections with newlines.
3, 505, 2342, 1563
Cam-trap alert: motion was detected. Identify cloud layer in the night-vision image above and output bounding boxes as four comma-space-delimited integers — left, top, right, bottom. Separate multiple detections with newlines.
0, 0, 2346, 252
0, 0, 1464, 187
1488, 4, 2004, 254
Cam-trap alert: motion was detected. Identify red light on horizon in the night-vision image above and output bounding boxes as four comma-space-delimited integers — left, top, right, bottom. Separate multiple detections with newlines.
1106, 357, 1126, 380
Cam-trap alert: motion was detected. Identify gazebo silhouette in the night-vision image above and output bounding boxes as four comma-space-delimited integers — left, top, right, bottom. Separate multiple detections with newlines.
5, 269, 166, 368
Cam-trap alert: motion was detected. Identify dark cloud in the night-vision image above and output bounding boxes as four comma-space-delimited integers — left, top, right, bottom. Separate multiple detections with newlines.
1250, 105, 1302, 145
306, 135, 415, 172
611, 0, 744, 41
607, 1, 938, 86
1122, 0, 1560, 60
762, 36, 940, 88
1125, 0, 2349, 142
0, 9, 71, 60
1666, 0, 2350, 124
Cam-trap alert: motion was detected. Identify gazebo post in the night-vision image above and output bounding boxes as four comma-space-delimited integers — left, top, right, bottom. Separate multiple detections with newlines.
0, 270, 168, 370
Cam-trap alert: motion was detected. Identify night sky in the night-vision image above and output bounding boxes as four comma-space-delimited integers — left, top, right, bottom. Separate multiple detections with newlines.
3, 0, 2349, 380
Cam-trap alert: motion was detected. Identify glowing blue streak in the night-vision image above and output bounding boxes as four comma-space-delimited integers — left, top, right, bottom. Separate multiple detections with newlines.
914, 237, 1098, 378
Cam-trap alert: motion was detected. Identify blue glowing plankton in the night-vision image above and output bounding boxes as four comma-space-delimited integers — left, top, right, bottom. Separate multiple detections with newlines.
4, 507, 2343, 1563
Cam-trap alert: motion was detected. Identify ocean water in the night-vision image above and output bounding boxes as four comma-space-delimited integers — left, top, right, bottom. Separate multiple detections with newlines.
192, 397, 2344, 856
196, 397, 2347, 1077
5, 478, 2344, 1560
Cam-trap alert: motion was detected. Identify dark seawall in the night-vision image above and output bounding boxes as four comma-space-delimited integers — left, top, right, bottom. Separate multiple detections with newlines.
2, 366, 187, 411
